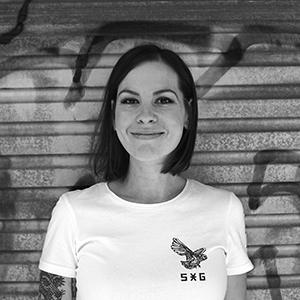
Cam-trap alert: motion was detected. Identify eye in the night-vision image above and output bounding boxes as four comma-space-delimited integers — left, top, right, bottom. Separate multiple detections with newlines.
120, 98, 139, 104
155, 97, 174, 105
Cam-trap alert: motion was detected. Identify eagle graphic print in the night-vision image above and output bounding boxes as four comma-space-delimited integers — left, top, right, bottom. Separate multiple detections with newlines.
171, 238, 207, 269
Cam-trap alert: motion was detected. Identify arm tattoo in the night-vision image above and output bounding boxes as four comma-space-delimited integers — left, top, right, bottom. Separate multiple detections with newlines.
39, 271, 66, 300
71, 278, 77, 300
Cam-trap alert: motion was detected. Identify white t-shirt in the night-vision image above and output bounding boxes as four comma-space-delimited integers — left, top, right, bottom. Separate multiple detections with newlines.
39, 179, 253, 300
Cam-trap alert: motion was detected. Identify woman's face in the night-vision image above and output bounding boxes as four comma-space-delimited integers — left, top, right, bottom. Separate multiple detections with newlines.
114, 60, 188, 164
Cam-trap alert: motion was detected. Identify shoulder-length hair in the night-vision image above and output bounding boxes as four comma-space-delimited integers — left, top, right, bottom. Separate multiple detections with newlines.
90, 44, 198, 181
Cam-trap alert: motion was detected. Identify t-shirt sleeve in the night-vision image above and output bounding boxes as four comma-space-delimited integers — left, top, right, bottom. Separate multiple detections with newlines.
39, 194, 78, 278
225, 193, 254, 276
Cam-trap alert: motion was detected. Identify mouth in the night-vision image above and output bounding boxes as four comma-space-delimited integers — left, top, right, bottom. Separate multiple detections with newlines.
130, 131, 165, 139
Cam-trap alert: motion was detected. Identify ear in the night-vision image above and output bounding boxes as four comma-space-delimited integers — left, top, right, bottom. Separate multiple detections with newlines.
184, 111, 189, 129
184, 117, 189, 129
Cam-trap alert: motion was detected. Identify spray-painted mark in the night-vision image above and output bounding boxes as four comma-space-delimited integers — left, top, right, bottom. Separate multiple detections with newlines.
248, 150, 300, 210
248, 149, 300, 299
0, 19, 300, 111
63, 23, 300, 108
188, 24, 300, 100
0, 0, 80, 101
63, 22, 211, 108
252, 246, 282, 300
0, 0, 32, 44
195, 35, 243, 100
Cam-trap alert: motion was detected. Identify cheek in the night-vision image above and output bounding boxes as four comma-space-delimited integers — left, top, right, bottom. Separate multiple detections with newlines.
114, 111, 134, 150
167, 109, 186, 129
114, 110, 129, 131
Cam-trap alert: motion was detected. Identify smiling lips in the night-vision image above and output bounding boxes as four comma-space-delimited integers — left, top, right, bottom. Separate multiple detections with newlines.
130, 131, 165, 139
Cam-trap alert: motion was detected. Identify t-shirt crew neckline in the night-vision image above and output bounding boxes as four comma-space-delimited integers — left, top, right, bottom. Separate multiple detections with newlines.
104, 178, 190, 208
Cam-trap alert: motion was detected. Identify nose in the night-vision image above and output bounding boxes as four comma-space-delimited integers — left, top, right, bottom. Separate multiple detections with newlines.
136, 107, 158, 124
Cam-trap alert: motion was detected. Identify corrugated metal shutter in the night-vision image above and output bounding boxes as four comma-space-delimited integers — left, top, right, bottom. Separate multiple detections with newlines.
0, 1, 299, 299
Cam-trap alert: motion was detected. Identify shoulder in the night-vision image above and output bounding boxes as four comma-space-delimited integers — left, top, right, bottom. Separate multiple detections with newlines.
186, 179, 241, 214
188, 179, 232, 202
63, 181, 104, 199
58, 182, 108, 209
188, 179, 245, 223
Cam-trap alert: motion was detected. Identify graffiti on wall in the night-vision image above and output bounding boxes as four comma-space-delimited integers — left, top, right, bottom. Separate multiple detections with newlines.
0, 0, 32, 45
62, 21, 300, 109
247, 150, 300, 299
0, 0, 299, 297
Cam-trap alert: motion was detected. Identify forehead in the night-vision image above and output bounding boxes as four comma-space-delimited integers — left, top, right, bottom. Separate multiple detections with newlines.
118, 61, 180, 91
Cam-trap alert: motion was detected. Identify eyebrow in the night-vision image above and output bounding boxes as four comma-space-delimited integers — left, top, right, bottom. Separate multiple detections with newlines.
153, 89, 178, 97
117, 89, 139, 97
117, 88, 178, 98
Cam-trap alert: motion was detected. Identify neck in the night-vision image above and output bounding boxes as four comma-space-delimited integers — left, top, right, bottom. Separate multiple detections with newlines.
110, 158, 186, 204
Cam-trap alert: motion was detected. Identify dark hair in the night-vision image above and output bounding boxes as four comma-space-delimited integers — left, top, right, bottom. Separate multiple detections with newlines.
90, 44, 198, 181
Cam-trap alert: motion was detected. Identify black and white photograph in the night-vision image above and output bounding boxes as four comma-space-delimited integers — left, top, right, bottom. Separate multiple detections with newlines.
0, 1, 299, 299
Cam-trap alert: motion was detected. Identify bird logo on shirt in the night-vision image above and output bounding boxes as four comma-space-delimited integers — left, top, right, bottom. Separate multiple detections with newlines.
171, 238, 207, 269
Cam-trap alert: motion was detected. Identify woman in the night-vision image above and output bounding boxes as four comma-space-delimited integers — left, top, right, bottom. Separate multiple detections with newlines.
38, 44, 253, 299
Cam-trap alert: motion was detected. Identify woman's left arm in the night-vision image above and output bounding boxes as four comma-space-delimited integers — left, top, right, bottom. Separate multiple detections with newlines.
225, 274, 247, 300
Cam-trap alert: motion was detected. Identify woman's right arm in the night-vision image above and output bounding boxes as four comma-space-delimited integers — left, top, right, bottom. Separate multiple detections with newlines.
38, 271, 76, 300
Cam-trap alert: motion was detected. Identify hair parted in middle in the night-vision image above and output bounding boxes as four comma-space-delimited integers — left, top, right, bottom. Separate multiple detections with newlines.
90, 44, 198, 181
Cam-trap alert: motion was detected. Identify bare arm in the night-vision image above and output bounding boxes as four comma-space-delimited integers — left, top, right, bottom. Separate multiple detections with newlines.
38, 271, 77, 300
225, 274, 247, 300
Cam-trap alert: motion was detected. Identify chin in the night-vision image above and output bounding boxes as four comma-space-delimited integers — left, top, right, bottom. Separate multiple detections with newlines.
124, 140, 181, 163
